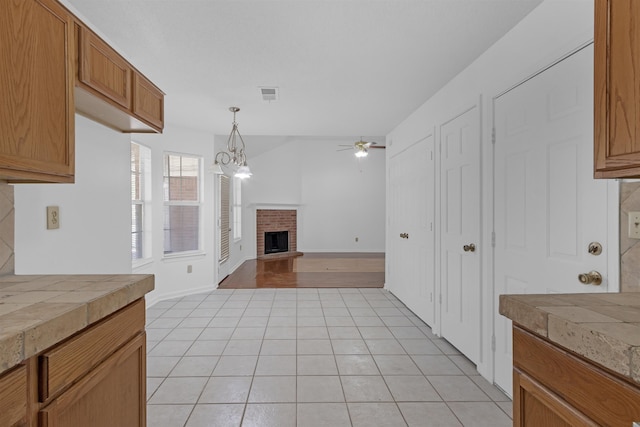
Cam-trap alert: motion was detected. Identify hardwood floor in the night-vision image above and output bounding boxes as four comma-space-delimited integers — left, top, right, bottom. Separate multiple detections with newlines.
218, 252, 385, 289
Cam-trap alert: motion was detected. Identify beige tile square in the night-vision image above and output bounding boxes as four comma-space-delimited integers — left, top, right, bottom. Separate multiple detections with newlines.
297, 326, 329, 339
199, 376, 252, 403
365, 339, 406, 355
373, 355, 421, 375
260, 339, 296, 355
398, 402, 462, 427
185, 404, 244, 427
149, 377, 208, 404
297, 339, 333, 355
169, 356, 219, 377
242, 403, 296, 427
223, 339, 262, 356
297, 376, 344, 402
297, 355, 338, 375
342, 376, 393, 402
147, 404, 193, 427
249, 376, 296, 402
448, 402, 512, 426
328, 326, 362, 339
335, 355, 380, 375
347, 402, 406, 427
212, 355, 257, 376
384, 375, 441, 402
332, 339, 370, 355
412, 355, 463, 375
297, 403, 351, 427
185, 340, 227, 356
255, 355, 296, 375
427, 376, 491, 402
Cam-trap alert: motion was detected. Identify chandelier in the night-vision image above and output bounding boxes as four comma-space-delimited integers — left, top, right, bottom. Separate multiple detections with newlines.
212, 107, 252, 179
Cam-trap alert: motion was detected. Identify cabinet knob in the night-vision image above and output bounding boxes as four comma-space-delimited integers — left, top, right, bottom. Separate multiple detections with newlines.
463, 243, 476, 252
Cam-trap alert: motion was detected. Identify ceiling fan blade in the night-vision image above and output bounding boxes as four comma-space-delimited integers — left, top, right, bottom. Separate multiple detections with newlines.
336, 147, 353, 151
369, 145, 386, 149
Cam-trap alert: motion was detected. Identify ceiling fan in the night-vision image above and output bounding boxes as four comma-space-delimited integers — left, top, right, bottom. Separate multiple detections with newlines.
337, 138, 386, 158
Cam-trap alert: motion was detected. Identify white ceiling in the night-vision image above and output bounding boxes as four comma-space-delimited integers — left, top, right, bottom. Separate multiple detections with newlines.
65, 0, 542, 138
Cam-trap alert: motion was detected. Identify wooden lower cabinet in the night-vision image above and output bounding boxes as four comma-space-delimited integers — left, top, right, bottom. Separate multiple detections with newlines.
513, 326, 640, 427
0, 299, 146, 427
0, 364, 28, 426
39, 334, 145, 427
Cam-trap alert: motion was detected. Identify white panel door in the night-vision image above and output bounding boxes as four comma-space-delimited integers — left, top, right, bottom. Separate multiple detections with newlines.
493, 45, 609, 394
440, 106, 481, 363
388, 135, 436, 326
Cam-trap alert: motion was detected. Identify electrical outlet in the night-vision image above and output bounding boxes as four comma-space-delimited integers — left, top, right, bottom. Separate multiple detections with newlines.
47, 206, 60, 229
187, 265, 192, 273
630, 212, 640, 239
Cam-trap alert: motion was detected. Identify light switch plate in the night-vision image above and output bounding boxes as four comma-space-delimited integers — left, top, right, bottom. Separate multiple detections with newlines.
47, 206, 59, 230
630, 212, 640, 239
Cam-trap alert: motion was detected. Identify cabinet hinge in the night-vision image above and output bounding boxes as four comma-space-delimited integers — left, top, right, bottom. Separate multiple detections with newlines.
491, 127, 496, 145
430, 150, 433, 161
430, 222, 433, 232
439, 294, 442, 305
491, 335, 496, 352
491, 231, 495, 248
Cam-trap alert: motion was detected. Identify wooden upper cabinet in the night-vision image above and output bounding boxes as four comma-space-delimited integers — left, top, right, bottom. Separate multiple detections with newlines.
133, 72, 164, 131
0, 0, 75, 183
595, 0, 640, 178
75, 25, 164, 133
78, 27, 132, 110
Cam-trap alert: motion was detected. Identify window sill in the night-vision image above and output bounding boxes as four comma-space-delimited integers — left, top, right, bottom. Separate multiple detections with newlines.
162, 251, 207, 262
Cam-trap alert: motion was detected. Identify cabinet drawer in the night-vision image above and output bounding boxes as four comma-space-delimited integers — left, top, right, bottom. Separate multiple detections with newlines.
0, 364, 27, 426
133, 72, 164, 131
514, 326, 640, 426
39, 299, 145, 402
78, 26, 132, 109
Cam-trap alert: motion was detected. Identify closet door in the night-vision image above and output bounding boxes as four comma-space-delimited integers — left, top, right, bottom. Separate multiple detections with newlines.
388, 134, 436, 326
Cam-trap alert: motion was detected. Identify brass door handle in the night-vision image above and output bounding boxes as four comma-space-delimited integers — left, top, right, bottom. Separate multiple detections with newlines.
463, 243, 476, 252
578, 270, 602, 286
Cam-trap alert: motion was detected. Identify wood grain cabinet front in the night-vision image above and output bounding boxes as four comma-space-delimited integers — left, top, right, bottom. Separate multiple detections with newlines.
75, 25, 164, 133
0, 0, 75, 183
39, 334, 146, 427
0, 364, 28, 427
594, 0, 640, 178
513, 327, 640, 427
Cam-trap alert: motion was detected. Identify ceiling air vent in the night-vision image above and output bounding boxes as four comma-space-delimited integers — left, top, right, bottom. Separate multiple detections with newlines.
259, 87, 279, 103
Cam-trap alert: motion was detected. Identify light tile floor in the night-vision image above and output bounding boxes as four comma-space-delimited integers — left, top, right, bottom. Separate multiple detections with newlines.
146, 288, 512, 427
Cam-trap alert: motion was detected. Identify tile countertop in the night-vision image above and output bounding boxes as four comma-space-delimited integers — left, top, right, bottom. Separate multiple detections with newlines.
0, 274, 154, 375
499, 292, 640, 385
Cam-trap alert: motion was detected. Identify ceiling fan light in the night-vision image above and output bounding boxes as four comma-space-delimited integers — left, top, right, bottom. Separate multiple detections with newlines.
355, 149, 368, 158
235, 164, 252, 179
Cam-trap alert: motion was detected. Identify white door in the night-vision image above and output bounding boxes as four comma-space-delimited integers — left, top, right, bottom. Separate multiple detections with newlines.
493, 45, 610, 394
388, 135, 436, 326
217, 174, 230, 283
440, 105, 482, 363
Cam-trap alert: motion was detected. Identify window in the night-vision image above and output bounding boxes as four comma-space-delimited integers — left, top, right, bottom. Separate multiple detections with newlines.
163, 153, 202, 255
131, 142, 151, 261
233, 176, 242, 240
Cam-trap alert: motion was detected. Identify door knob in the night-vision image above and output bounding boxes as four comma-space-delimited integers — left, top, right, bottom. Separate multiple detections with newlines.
578, 270, 602, 286
463, 243, 476, 252
399, 233, 408, 239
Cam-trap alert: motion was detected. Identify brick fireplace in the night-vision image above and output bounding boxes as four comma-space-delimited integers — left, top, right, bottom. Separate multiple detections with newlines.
256, 209, 299, 259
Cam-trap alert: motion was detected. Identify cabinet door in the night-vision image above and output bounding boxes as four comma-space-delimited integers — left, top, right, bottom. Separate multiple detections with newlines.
78, 27, 132, 110
133, 72, 164, 132
513, 369, 597, 427
0, 364, 27, 426
595, 0, 640, 178
0, 0, 75, 183
39, 334, 146, 427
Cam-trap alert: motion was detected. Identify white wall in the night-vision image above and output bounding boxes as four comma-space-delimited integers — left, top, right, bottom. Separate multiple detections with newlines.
387, 0, 597, 381
15, 115, 131, 274
237, 137, 386, 262
133, 125, 217, 306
